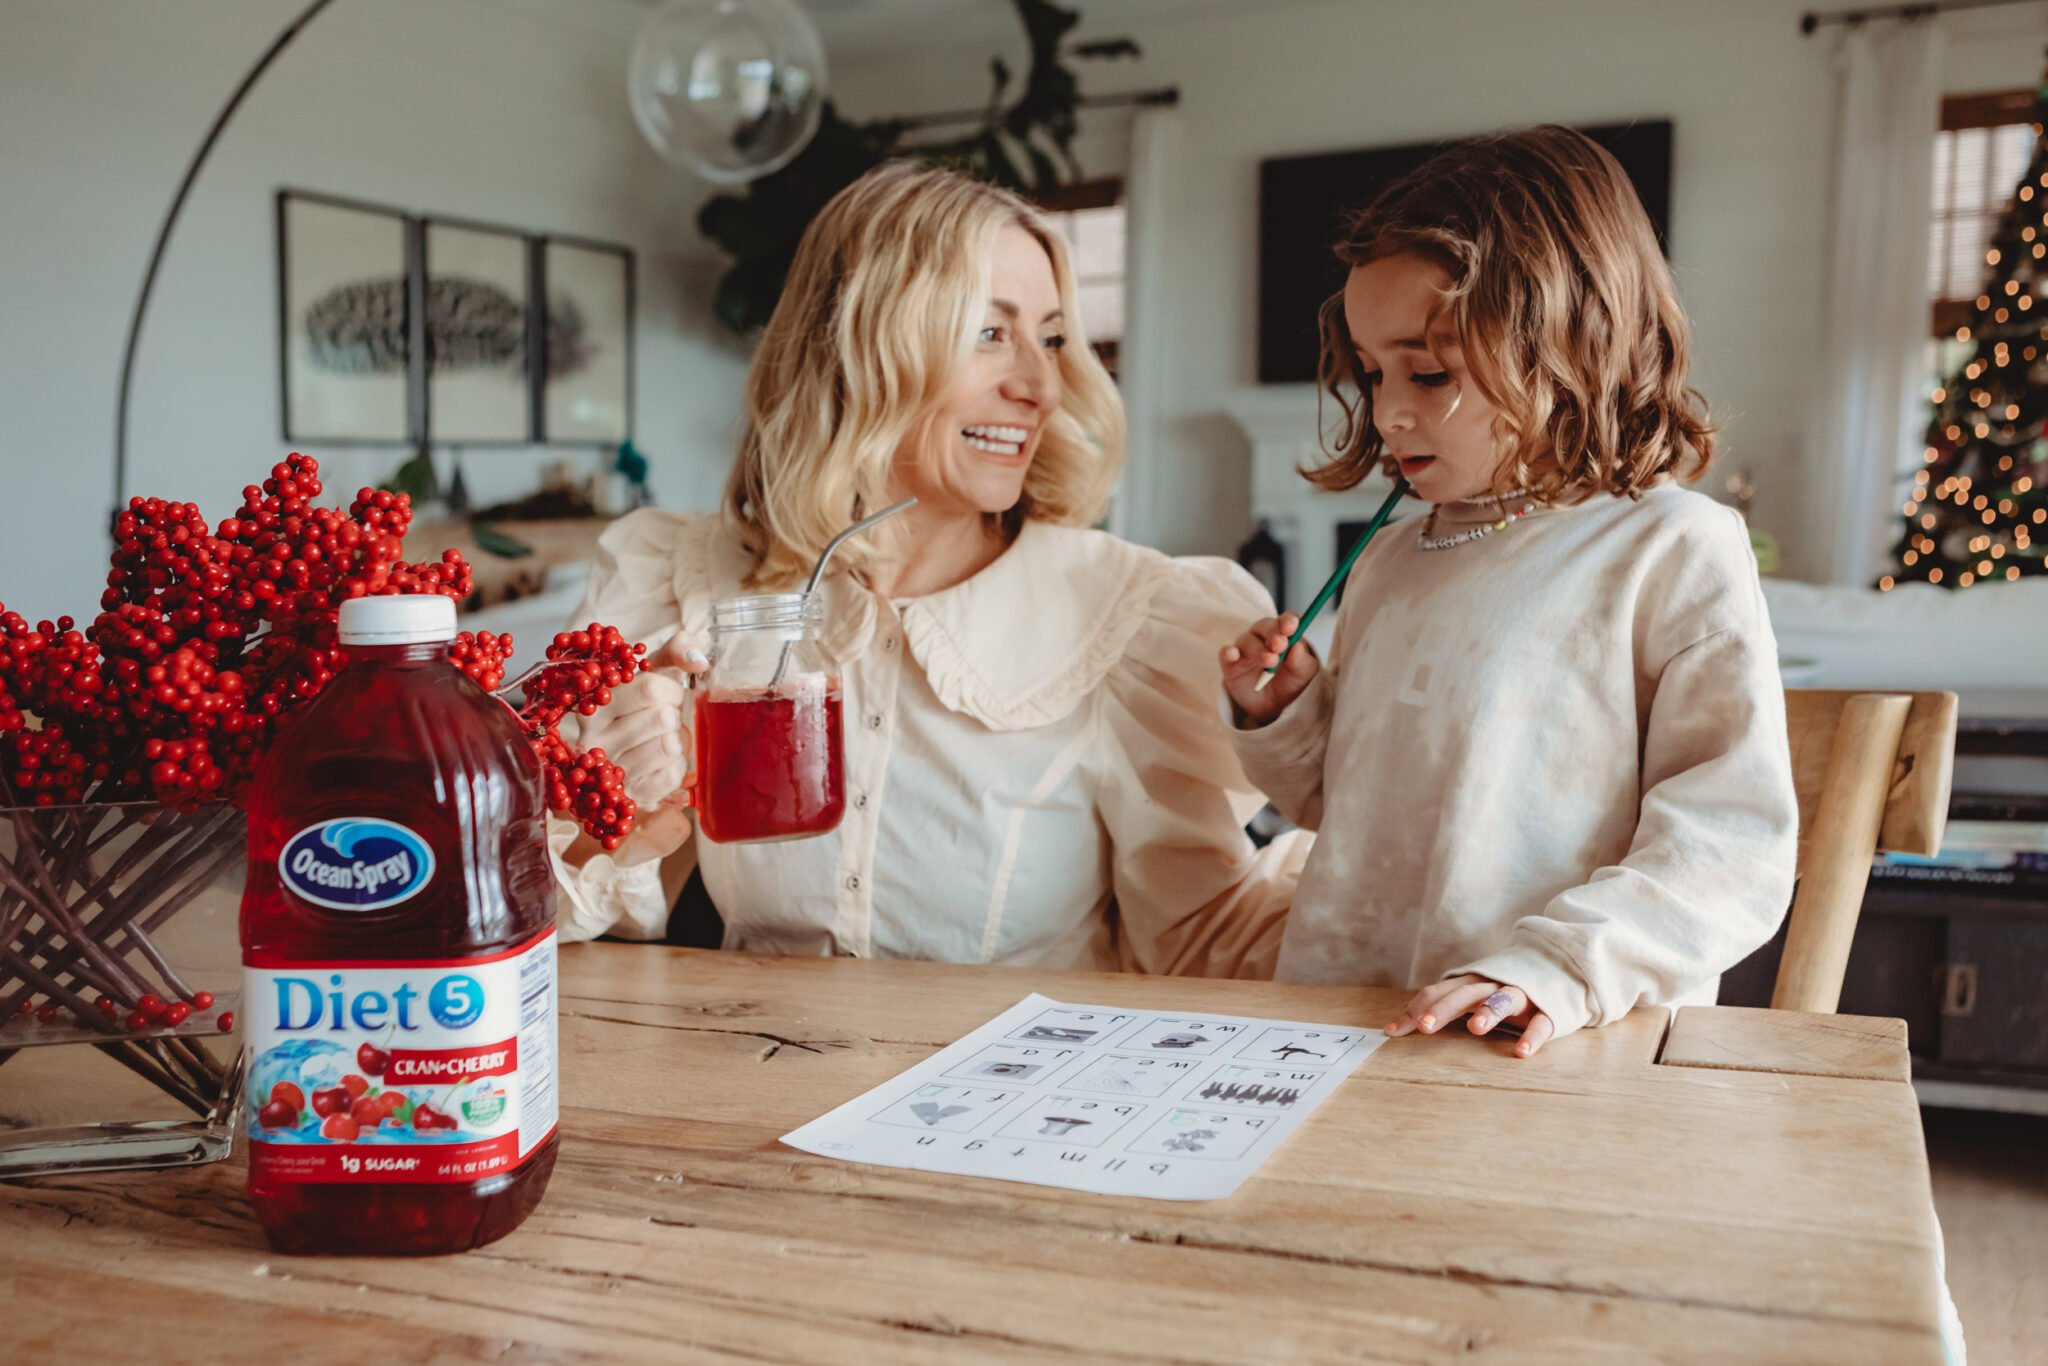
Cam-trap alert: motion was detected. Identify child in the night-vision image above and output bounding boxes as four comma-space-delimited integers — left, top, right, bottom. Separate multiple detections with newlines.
1220, 125, 1799, 1059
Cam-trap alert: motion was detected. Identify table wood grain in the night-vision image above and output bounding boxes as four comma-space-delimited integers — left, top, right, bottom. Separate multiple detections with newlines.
1662, 1004, 1912, 1084
0, 946, 1945, 1363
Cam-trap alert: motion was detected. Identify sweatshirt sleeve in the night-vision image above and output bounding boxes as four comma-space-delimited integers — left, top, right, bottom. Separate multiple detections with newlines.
1453, 515, 1799, 1037
1227, 556, 1373, 832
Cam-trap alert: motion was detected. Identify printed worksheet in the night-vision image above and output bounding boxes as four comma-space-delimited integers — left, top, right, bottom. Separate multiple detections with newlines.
779, 994, 1385, 1200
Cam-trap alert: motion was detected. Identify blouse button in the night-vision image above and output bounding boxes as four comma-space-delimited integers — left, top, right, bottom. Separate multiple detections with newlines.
854, 793, 869, 810
845, 874, 862, 891
882, 636, 897, 652
867, 714, 884, 730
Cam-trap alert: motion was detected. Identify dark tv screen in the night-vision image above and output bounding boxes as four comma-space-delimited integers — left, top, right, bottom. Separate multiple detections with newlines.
1256, 120, 1673, 384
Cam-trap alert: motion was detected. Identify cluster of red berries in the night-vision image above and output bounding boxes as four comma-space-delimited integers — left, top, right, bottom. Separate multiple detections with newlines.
447, 631, 514, 693
512, 626, 645, 850
1, 455, 474, 809
448, 624, 646, 844
1, 453, 647, 848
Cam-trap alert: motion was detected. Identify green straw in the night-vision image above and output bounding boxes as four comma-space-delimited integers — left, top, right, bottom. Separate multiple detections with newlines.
1253, 477, 1410, 693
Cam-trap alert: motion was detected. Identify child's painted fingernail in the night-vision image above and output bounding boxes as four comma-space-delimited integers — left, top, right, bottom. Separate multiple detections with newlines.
1419, 1014, 1436, 1032
684, 649, 709, 666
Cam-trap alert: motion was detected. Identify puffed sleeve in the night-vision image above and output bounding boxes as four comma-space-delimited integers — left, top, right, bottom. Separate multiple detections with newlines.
1095, 556, 1312, 979
548, 509, 720, 942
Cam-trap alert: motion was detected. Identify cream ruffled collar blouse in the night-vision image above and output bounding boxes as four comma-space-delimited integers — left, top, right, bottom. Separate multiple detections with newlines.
553, 510, 1304, 977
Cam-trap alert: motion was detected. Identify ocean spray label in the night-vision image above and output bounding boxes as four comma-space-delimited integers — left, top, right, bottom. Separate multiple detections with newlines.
244, 929, 558, 1185
280, 818, 435, 911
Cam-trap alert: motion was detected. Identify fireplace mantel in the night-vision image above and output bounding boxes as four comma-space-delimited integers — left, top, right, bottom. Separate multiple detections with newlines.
1224, 386, 1414, 645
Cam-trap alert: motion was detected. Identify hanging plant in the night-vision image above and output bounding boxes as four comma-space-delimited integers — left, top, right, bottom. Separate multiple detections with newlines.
696, 0, 1144, 335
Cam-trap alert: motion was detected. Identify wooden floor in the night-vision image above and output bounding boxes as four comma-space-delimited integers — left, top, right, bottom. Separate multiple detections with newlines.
1925, 1106, 2048, 1364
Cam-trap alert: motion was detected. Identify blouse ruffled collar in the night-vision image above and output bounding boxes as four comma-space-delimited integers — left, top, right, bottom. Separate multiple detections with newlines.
886, 522, 1173, 732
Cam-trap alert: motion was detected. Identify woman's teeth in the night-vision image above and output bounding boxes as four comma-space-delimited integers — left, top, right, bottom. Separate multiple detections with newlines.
963, 425, 1028, 456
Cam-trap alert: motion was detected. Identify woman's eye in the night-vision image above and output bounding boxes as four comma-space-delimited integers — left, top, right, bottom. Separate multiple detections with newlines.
1043, 334, 1067, 352
978, 325, 1008, 345
1412, 371, 1452, 388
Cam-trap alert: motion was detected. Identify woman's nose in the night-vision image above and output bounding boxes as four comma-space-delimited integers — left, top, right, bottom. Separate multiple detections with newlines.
1002, 341, 1059, 408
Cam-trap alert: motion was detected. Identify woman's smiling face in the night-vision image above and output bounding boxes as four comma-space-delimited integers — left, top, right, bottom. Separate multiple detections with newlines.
893, 225, 1068, 517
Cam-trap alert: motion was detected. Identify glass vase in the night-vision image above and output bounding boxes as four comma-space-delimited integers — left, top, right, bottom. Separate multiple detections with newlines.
0, 802, 246, 1177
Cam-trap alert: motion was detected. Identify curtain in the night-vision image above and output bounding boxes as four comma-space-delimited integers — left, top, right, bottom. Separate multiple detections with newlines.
1811, 18, 1945, 586
1109, 103, 1179, 548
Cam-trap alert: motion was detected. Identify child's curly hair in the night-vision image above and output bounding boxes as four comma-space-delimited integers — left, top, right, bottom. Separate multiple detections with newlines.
1309, 125, 1714, 501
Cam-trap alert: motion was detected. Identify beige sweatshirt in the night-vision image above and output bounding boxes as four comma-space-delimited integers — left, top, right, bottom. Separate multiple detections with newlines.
1232, 483, 1798, 1038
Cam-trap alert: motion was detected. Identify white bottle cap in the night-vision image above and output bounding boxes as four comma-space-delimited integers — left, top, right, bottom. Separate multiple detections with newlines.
337, 594, 457, 645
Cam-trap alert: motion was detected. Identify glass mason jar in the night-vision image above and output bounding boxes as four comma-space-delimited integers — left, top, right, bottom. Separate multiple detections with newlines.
688, 594, 846, 844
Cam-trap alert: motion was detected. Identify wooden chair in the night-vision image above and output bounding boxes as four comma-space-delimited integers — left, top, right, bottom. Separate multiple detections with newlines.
1775, 689, 1959, 1013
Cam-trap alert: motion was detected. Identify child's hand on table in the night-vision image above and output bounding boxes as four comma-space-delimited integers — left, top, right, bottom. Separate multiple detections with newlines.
1385, 976, 1557, 1058
1220, 613, 1319, 726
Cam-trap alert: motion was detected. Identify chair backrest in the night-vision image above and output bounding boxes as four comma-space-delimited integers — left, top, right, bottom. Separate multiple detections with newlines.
1773, 689, 1958, 1013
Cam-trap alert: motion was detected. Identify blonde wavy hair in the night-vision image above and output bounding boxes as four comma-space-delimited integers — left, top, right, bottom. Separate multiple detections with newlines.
724, 162, 1126, 587
1308, 124, 1714, 502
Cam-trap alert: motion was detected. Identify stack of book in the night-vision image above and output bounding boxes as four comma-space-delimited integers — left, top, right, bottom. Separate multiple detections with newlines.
1871, 700, 2048, 902
1872, 802, 2048, 899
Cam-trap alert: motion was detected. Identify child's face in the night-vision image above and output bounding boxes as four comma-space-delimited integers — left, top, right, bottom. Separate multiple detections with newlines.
1344, 254, 1506, 503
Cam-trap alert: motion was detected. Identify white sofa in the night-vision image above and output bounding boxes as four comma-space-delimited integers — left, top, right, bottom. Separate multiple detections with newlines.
1761, 577, 2048, 698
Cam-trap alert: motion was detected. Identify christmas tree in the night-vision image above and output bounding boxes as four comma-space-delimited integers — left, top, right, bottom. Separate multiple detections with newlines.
1887, 86, 2048, 591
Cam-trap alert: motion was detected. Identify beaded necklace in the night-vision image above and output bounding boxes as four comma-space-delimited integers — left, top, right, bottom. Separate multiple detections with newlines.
1417, 489, 1539, 551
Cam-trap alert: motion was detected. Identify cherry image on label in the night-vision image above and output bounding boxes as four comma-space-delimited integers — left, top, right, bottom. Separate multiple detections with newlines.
691, 685, 845, 843
240, 597, 558, 1256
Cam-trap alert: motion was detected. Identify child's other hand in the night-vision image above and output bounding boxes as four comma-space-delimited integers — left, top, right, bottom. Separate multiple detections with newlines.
1384, 976, 1556, 1058
1220, 614, 1319, 726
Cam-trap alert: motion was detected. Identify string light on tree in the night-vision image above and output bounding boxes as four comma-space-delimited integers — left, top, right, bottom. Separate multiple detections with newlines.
1889, 81, 2048, 589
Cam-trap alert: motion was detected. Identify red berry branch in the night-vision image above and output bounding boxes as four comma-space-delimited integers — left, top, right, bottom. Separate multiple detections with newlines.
0, 452, 643, 845
1, 455, 647, 1106
448, 625, 647, 852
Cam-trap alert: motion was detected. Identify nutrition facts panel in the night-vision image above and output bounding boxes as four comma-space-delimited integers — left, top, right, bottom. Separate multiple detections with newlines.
516, 931, 558, 1156
780, 993, 1385, 1200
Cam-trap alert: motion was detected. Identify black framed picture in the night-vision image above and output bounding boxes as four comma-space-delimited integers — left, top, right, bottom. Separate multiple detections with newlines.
277, 191, 633, 448
277, 192, 415, 443
423, 218, 533, 444
539, 238, 634, 445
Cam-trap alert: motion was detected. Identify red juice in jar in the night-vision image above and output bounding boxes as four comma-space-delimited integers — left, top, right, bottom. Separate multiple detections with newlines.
240, 595, 558, 1256
691, 682, 846, 843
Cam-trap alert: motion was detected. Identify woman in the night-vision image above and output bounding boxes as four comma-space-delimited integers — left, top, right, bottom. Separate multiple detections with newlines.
553, 162, 1303, 976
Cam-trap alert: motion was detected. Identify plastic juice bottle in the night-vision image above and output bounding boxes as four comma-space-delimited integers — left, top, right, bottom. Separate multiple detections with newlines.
239, 595, 559, 1255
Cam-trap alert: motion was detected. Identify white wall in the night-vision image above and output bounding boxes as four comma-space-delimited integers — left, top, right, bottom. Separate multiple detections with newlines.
0, 0, 751, 624
830, 0, 2048, 580
9, 0, 2046, 615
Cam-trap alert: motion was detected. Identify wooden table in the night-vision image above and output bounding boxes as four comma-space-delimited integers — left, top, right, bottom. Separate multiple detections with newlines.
1, 947, 1946, 1363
